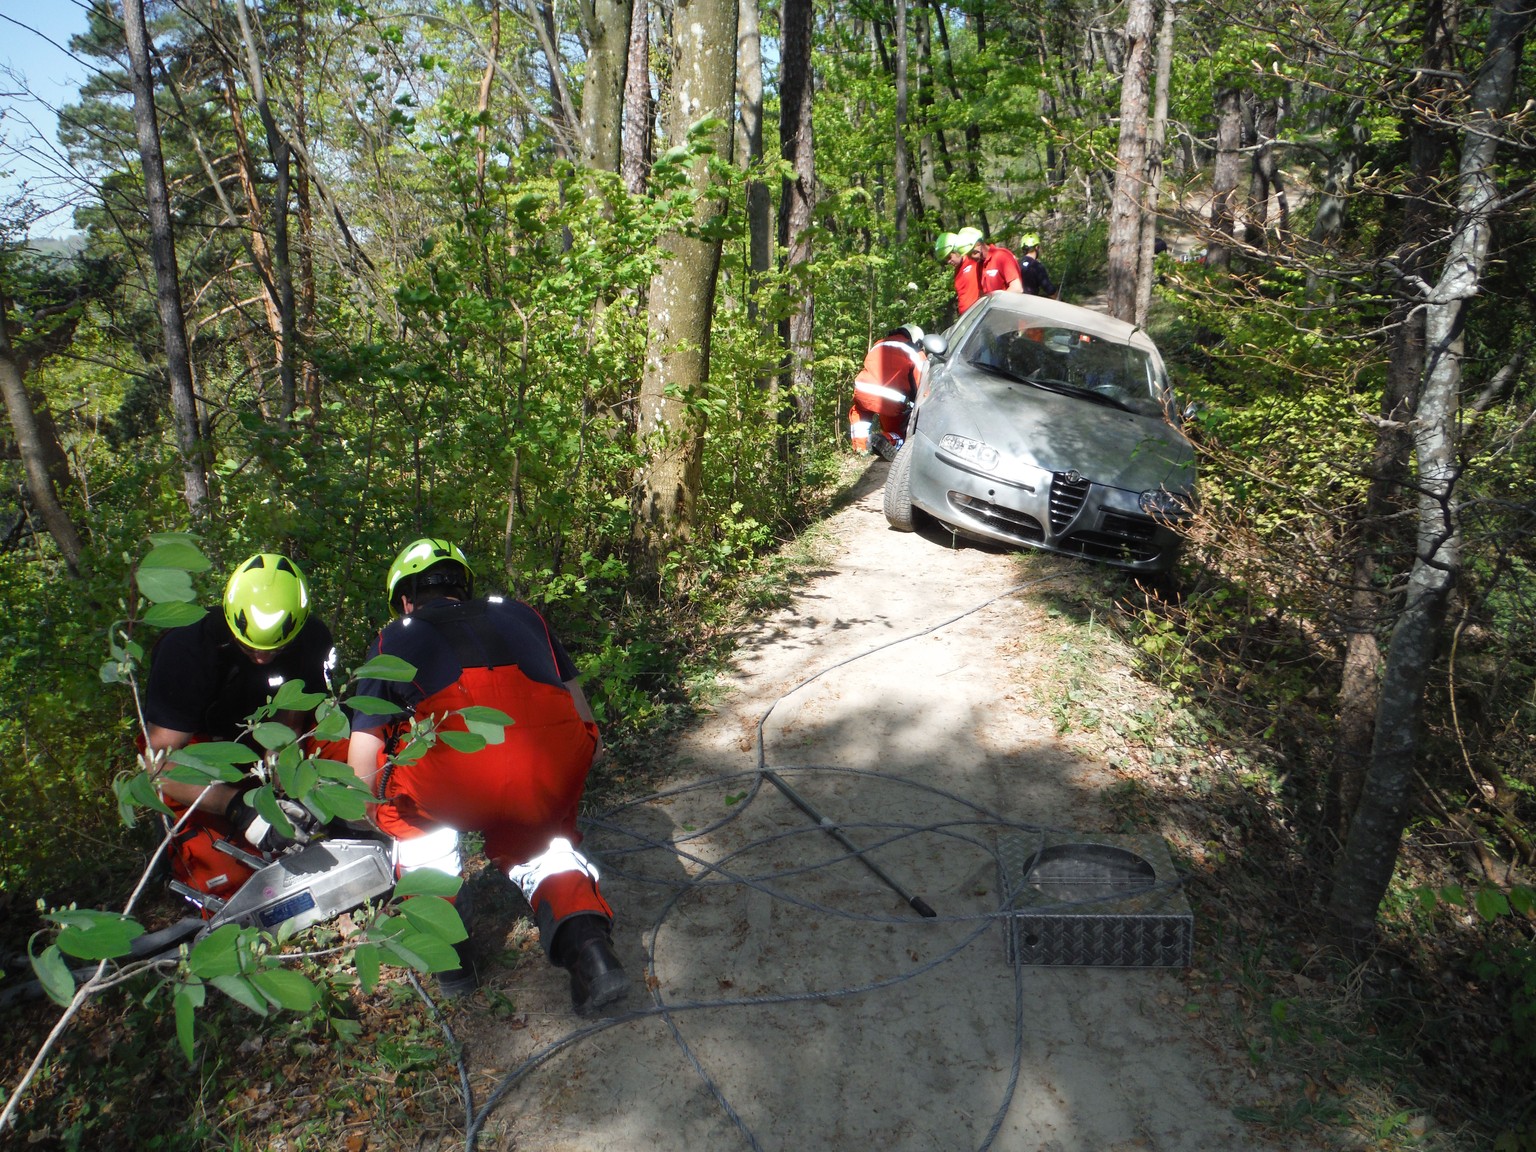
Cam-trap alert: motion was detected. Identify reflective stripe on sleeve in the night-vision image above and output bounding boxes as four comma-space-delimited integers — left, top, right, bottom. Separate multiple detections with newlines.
395, 826, 463, 878
854, 382, 912, 404
875, 340, 926, 369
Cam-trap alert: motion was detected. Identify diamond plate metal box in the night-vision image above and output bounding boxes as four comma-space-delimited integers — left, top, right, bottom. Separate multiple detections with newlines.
998, 833, 1192, 967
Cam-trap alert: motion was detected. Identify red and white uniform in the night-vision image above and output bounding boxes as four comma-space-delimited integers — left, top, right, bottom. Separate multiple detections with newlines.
351, 596, 611, 953
957, 245, 1023, 314
848, 337, 926, 450
978, 245, 1023, 296
954, 255, 982, 314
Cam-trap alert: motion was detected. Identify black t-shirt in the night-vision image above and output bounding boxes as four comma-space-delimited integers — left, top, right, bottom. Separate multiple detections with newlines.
1019, 256, 1055, 296
349, 596, 578, 732
144, 611, 337, 739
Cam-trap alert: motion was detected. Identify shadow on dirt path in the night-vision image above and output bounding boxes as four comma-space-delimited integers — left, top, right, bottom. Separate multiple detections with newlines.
435, 466, 1318, 1152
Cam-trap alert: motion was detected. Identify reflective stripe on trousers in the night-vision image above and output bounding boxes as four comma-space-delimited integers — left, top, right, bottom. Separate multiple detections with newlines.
507, 836, 599, 904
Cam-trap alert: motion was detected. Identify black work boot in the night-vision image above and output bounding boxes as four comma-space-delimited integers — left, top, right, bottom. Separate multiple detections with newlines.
435, 938, 478, 1000
434, 890, 478, 1000
552, 913, 629, 1016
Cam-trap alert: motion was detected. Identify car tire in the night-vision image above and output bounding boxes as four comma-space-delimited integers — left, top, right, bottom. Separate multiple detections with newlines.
883, 439, 919, 531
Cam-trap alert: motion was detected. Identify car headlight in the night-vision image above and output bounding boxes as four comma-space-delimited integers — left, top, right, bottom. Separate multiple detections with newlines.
1138, 489, 1193, 519
939, 434, 1000, 471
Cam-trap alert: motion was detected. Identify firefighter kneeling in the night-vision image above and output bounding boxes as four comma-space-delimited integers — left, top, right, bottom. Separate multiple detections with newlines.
347, 538, 628, 1013
849, 324, 926, 461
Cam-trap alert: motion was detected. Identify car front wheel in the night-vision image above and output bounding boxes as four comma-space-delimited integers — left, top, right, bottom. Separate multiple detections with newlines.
883, 439, 920, 531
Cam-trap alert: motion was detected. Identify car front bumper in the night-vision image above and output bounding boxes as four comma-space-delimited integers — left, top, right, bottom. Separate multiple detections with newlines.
909, 442, 1187, 571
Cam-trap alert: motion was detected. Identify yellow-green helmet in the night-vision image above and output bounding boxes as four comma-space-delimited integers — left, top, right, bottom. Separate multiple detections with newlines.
386, 538, 474, 613
223, 553, 310, 650
1020, 232, 1042, 250
934, 232, 960, 258
955, 226, 985, 251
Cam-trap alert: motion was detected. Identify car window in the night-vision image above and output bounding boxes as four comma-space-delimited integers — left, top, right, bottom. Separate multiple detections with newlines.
960, 313, 1169, 416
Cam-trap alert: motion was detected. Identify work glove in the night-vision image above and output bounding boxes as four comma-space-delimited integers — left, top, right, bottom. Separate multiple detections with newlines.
224, 791, 318, 853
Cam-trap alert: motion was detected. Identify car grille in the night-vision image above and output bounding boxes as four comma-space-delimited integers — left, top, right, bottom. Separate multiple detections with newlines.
1101, 513, 1159, 542
949, 493, 1045, 542
1049, 473, 1091, 532
1061, 513, 1163, 564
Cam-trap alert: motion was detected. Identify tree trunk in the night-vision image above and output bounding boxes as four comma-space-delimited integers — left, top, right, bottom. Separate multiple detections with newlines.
293, 0, 320, 422
1133, 0, 1175, 326
216, 47, 284, 385
893, 0, 912, 244
621, 0, 652, 194
234, 0, 298, 422
634, 0, 738, 557
0, 300, 83, 573
476, 1, 502, 196
580, 0, 632, 171
1246, 98, 1286, 248
778, 0, 815, 439
1305, 99, 1367, 295
1206, 85, 1243, 271
914, 0, 937, 217
534, 1, 579, 156
737, 0, 771, 316
1328, 0, 1533, 941
121, 0, 210, 517
1105, 0, 1154, 321
1327, 0, 1455, 854
932, 8, 985, 203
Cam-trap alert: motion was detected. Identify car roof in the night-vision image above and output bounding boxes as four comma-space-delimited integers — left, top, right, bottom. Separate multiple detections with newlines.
971, 294, 1160, 355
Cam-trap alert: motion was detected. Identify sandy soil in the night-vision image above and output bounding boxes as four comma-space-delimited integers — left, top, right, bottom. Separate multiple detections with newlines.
439, 462, 1310, 1152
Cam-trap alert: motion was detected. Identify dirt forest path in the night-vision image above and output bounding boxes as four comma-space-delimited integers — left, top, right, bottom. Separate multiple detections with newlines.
446, 462, 1307, 1152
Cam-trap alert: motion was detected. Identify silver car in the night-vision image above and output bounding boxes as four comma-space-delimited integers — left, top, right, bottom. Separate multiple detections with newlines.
884, 293, 1196, 572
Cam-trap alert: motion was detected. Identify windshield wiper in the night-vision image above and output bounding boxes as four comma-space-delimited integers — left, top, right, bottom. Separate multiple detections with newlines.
965, 356, 1029, 384
1062, 386, 1138, 413
965, 358, 1070, 390
965, 358, 1143, 412
1019, 373, 1141, 412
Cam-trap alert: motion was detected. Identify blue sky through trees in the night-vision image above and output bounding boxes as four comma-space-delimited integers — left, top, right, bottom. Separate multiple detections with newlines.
1, 0, 93, 236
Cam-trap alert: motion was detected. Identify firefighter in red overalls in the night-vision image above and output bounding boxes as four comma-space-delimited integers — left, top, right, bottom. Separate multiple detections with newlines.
346, 538, 628, 1014
938, 230, 981, 315
848, 323, 927, 461
952, 225, 1026, 313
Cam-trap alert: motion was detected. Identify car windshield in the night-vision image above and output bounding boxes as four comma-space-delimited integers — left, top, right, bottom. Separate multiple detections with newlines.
959, 312, 1170, 416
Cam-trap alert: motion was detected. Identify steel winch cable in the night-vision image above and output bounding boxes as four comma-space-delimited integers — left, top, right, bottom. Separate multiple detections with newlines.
761, 766, 937, 917
460, 765, 1190, 1152
455, 567, 1168, 1152
745, 574, 1065, 919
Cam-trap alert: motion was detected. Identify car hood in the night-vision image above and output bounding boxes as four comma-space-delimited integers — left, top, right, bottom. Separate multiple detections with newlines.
922, 372, 1195, 492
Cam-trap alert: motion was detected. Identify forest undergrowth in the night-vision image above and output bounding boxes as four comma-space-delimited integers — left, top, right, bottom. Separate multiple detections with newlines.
1029, 558, 1536, 1152
4, 500, 1525, 1152
0, 467, 851, 1152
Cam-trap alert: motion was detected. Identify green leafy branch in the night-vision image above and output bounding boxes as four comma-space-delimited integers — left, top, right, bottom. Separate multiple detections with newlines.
0, 537, 510, 1135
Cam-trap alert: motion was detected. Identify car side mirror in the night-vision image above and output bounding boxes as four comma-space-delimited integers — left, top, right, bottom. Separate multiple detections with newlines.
923, 333, 949, 358
1181, 400, 1201, 424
